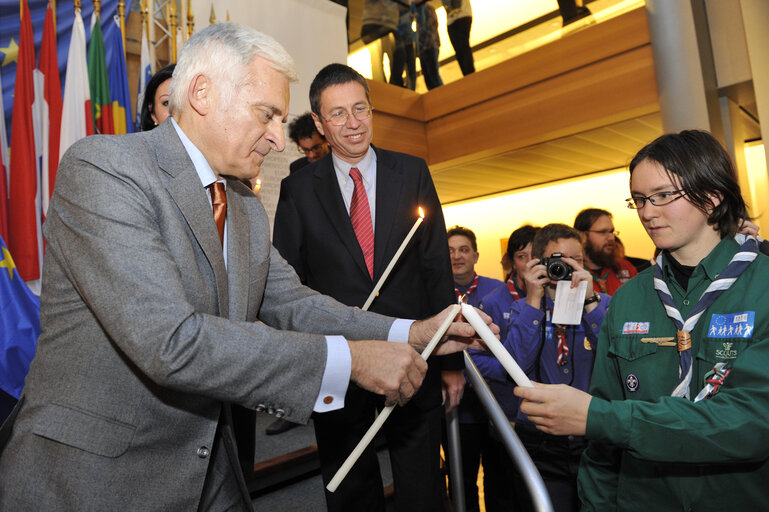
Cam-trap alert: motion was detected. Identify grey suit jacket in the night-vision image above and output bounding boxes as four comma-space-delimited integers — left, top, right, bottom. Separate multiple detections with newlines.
0, 121, 394, 511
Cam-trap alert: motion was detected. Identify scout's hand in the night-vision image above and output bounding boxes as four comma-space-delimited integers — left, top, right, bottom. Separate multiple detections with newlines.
408, 305, 495, 356
441, 370, 465, 412
738, 218, 760, 238
515, 382, 592, 436
349, 340, 427, 407
522, 258, 548, 307
560, 256, 599, 313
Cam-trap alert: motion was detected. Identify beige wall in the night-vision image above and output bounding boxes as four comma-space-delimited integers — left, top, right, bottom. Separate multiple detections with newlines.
443, 169, 657, 281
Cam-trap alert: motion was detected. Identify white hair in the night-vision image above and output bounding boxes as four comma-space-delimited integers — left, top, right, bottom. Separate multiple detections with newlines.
169, 23, 298, 115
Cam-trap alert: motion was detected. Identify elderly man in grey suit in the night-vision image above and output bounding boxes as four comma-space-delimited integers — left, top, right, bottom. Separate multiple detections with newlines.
0, 24, 491, 511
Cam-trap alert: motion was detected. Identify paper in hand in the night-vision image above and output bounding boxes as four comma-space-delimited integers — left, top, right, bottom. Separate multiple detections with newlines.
551, 280, 588, 325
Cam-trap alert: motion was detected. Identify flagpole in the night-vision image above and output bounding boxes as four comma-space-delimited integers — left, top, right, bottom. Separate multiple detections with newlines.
94, 0, 100, 19
179, 0, 186, 43
118, 0, 126, 60
186, 0, 194, 39
51, 0, 57, 32
168, 2, 177, 63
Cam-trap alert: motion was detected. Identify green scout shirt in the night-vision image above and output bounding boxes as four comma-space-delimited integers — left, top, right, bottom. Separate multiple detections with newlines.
578, 238, 769, 511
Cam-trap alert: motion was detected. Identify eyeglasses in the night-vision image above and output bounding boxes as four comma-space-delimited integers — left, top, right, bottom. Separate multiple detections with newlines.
587, 229, 619, 237
323, 105, 374, 126
299, 143, 326, 156
625, 190, 686, 209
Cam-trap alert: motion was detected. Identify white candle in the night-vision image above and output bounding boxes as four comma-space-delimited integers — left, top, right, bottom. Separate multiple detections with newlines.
460, 303, 533, 388
327, 304, 461, 492
362, 208, 424, 311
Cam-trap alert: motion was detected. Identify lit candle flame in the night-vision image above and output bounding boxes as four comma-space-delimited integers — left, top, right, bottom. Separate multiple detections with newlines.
418, 207, 424, 219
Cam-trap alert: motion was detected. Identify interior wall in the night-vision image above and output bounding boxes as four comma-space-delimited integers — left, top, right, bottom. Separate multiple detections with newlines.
443, 140, 768, 282
190, 0, 349, 229
442, 169, 658, 281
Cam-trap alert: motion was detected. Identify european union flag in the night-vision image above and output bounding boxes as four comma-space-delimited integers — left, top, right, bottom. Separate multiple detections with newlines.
0, 233, 40, 400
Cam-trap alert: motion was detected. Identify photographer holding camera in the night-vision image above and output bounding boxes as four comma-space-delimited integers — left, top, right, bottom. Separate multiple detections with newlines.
504, 223, 610, 512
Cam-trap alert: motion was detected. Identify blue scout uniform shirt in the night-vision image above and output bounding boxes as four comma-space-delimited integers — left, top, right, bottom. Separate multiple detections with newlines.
454, 275, 502, 309
580, 238, 769, 511
480, 274, 526, 341
475, 277, 527, 419
505, 293, 609, 427
455, 275, 503, 424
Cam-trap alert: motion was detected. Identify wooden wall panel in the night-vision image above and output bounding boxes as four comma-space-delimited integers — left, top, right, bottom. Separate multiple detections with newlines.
367, 79, 424, 120
371, 114, 428, 161
426, 45, 659, 168
422, 8, 652, 122
361, 6, 659, 191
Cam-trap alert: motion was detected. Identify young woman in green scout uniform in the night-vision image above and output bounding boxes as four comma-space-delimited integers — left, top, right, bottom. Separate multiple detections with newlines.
514, 130, 769, 511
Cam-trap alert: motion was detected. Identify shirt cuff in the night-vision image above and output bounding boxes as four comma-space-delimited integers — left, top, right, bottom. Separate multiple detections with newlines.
388, 318, 414, 342
314, 336, 351, 412
586, 396, 632, 448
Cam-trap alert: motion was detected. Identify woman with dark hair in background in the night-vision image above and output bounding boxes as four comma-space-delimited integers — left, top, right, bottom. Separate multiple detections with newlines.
139, 64, 175, 131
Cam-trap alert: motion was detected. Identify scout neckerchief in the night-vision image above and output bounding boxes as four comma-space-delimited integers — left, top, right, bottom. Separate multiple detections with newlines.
506, 273, 525, 300
555, 325, 569, 366
654, 235, 759, 399
589, 268, 610, 294
544, 305, 569, 366
693, 362, 731, 402
455, 273, 479, 302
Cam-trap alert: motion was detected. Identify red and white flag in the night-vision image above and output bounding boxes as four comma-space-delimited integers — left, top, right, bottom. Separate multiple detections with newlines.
34, 1, 62, 215
59, 8, 93, 161
8, 0, 43, 282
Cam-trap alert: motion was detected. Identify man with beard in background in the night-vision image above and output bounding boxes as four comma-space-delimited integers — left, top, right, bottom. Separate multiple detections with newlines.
574, 208, 637, 296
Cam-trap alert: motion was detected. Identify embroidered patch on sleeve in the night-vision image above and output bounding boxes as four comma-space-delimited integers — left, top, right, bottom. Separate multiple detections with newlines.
622, 322, 650, 334
707, 311, 755, 339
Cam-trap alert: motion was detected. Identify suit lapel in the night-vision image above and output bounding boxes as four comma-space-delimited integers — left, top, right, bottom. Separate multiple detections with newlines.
313, 156, 372, 281
151, 122, 229, 316
225, 186, 249, 321
373, 147, 404, 280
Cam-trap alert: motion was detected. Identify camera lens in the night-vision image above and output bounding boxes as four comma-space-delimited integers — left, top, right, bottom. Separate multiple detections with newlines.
548, 261, 568, 280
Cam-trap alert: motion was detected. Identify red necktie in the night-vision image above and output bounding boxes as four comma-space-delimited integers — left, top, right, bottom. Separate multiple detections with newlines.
209, 182, 226, 247
349, 167, 374, 279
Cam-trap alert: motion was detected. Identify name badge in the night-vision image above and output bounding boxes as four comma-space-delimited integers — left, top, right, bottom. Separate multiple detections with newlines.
622, 322, 650, 335
707, 311, 755, 339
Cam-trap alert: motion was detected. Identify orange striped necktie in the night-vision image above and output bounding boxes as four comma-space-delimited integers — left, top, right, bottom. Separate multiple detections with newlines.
349, 167, 374, 279
209, 182, 226, 247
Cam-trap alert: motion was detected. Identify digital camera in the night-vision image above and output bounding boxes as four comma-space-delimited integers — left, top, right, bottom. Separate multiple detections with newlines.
539, 253, 573, 281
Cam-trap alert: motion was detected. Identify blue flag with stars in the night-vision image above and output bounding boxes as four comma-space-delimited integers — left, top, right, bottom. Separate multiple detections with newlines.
0, 233, 40, 399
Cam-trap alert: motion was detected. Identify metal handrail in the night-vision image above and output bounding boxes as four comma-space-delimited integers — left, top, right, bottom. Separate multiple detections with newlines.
444, 351, 553, 512
445, 407, 466, 511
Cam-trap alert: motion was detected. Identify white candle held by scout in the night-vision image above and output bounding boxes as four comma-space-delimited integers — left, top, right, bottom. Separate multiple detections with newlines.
460, 303, 533, 388
327, 304, 461, 492
362, 207, 424, 311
